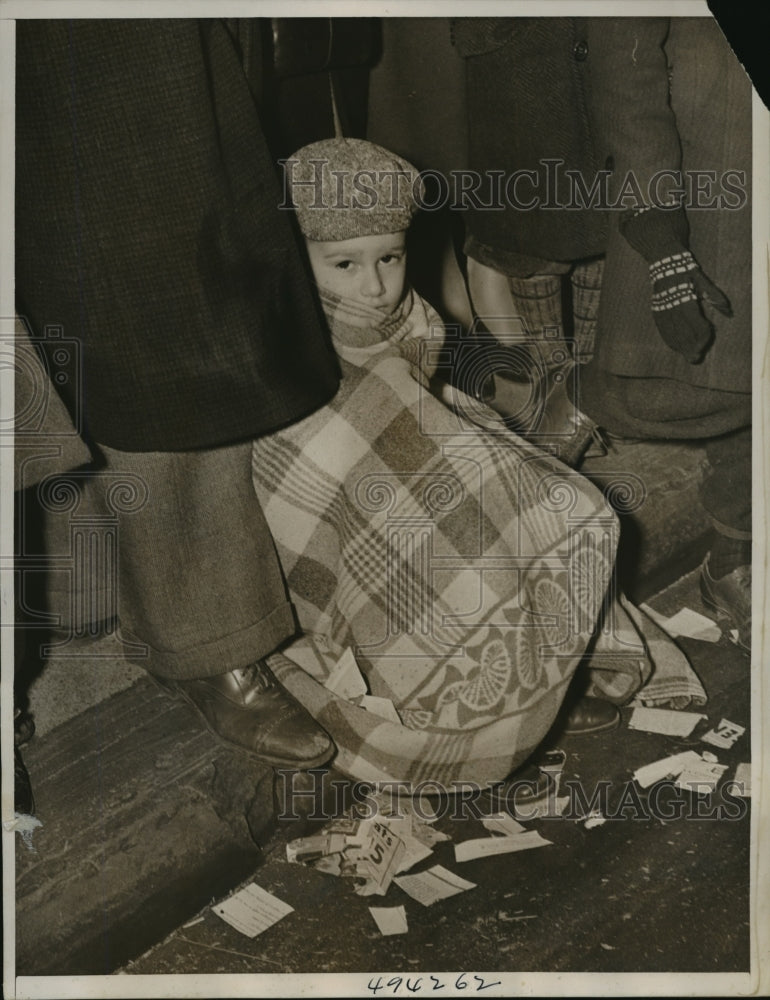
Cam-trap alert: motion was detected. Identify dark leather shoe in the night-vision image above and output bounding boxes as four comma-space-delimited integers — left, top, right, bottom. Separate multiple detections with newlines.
159, 661, 335, 769
700, 554, 751, 652
560, 695, 620, 735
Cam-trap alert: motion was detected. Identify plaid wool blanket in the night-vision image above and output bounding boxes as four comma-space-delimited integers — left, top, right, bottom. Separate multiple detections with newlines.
252, 287, 705, 785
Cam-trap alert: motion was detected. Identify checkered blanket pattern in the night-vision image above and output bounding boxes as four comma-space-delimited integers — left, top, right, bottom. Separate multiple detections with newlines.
253, 288, 705, 785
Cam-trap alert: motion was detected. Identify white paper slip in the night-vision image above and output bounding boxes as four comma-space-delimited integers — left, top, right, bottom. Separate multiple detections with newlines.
394, 864, 476, 906
628, 706, 706, 737
663, 607, 722, 642
396, 839, 434, 874
701, 718, 746, 750
640, 604, 721, 643
324, 647, 368, 699
454, 830, 552, 863
632, 750, 702, 788
369, 906, 408, 936
213, 883, 294, 938
360, 694, 402, 725
675, 758, 728, 795
481, 813, 526, 836
732, 762, 751, 797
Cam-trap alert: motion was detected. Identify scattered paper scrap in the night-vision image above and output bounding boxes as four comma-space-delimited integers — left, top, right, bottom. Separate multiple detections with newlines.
395, 865, 476, 906
639, 604, 721, 643
352, 819, 406, 896
481, 813, 526, 836
676, 757, 729, 795
628, 706, 706, 738
324, 647, 368, 699
633, 749, 727, 795
454, 830, 552, 863
369, 906, 408, 936
701, 718, 746, 750
3, 814, 43, 850
285, 803, 450, 894
633, 751, 702, 789
732, 763, 751, 797
213, 883, 293, 938
360, 694, 402, 725
396, 837, 435, 874
583, 810, 607, 830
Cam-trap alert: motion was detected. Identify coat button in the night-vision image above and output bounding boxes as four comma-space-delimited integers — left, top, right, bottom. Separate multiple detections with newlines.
573, 40, 589, 61
605, 155, 615, 171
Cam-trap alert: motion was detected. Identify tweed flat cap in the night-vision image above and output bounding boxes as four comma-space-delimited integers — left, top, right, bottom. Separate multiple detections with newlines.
284, 138, 422, 241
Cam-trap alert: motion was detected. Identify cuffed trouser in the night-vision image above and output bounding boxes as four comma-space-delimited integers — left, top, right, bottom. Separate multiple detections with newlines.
38, 441, 296, 680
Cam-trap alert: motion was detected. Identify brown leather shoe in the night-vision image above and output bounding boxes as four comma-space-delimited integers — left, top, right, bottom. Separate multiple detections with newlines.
485, 363, 606, 468
560, 695, 620, 735
159, 661, 335, 768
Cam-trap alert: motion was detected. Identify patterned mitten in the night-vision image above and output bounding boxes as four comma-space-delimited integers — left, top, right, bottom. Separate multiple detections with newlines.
620, 206, 731, 364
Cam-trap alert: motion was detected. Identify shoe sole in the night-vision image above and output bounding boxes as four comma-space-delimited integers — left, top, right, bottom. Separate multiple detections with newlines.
153, 676, 336, 770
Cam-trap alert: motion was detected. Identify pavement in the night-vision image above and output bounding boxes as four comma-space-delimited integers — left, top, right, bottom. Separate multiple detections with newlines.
9, 437, 762, 994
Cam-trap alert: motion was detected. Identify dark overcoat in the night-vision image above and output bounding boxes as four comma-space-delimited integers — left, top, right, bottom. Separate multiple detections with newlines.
15, 19, 340, 452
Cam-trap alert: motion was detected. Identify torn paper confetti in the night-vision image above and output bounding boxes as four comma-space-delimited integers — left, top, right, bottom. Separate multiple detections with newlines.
582, 811, 607, 830
701, 718, 746, 750
454, 830, 552, 863
628, 706, 706, 737
324, 647, 368, 699
732, 763, 751, 797
213, 883, 293, 938
639, 604, 721, 643
480, 813, 526, 836
675, 758, 729, 795
4, 814, 43, 851
633, 751, 703, 789
369, 906, 408, 936
352, 819, 406, 896
395, 865, 476, 906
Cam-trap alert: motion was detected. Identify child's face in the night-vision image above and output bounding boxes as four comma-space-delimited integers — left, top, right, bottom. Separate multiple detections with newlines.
305, 231, 407, 325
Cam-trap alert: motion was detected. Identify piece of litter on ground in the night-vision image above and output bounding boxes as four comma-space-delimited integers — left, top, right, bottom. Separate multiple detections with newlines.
395, 838, 434, 874
394, 864, 476, 906
675, 757, 729, 795
633, 751, 703, 788
639, 604, 721, 643
600, 942, 616, 951
481, 813, 526, 836
369, 905, 408, 936
213, 883, 294, 938
359, 694, 402, 725
4, 813, 43, 850
454, 830, 552, 863
352, 819, 407, 896
324, 647, 368, 699
583, 811, 607, 829
732, 762, 751, 796
663, 607, 722, 642
628, 706, 706, 737
498, 911, 537, 922
701, 718, 745, 750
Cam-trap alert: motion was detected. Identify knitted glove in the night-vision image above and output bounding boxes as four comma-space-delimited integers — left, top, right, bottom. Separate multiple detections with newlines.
620, 206, 732, 364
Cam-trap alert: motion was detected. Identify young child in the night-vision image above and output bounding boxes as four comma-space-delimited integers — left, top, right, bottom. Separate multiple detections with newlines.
281, 137, 446, 373
251, 138, 704, 789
